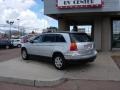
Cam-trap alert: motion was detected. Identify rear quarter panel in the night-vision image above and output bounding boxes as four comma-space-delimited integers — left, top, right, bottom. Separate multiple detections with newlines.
51, 34, 71, 57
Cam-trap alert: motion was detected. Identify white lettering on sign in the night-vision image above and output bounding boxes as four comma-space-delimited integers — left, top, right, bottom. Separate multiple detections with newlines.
57, 0, 103, 9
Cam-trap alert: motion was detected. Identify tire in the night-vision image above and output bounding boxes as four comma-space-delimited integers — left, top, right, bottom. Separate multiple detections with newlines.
88, 56, 96, 62
88, 59, 95, 62
53, 54, 66, 70
6, 45, 10, 49
21, 49, 29, 60
83, 59, 95, 63
17, 44, 21, 48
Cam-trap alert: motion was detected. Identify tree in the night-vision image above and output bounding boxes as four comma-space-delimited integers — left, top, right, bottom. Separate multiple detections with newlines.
47, 26, 58, 32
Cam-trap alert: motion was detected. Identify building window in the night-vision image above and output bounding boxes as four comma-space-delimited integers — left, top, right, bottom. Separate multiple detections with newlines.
112, 20, 120, 48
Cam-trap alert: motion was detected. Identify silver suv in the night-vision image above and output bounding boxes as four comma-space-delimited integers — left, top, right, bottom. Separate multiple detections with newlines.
21, 32, 97, 70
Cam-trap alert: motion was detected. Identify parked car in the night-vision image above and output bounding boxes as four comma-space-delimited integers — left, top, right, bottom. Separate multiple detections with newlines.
11, 39, 22, 48
0, 39, 13, 49
21, 32, 97, 70
20, 34, 38, 43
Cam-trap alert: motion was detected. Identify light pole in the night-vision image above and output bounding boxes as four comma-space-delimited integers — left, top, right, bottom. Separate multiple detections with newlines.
6, 20, 14, 39
17, 19, 20, 36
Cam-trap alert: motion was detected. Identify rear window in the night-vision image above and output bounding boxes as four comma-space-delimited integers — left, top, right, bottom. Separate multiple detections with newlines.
70, 33, 92, 42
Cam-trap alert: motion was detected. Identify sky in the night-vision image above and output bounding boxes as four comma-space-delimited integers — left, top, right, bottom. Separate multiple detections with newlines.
0, 0, 58, 33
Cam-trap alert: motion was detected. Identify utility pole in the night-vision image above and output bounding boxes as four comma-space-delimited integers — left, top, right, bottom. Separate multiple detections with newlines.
17, 19, 20, 37
6, 20, 14, 39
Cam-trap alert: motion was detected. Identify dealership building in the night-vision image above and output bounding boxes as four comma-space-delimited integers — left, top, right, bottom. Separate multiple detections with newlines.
44, 0, 120, 51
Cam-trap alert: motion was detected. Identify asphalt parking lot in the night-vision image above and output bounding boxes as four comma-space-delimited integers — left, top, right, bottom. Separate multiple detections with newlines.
0, 49, 120, 90
0, 48, 20, 62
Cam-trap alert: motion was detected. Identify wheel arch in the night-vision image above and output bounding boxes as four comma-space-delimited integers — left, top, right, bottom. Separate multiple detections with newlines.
52, 51, 65, 59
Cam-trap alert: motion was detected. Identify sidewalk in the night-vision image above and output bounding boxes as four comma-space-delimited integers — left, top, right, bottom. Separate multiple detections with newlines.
0, 58, 65, 86
0, 79, 120, 90
64, 52, 120, 81
0, 52, 120, 87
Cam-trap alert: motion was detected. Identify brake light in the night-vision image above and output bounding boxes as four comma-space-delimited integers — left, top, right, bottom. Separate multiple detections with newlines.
70, 42, 78, 51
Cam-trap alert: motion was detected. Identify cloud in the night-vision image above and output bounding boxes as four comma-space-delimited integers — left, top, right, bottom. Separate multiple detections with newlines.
40, 8, 44, 13
19, 10, 49, 29
0, 0, 36, 11
0, 0, 51, 33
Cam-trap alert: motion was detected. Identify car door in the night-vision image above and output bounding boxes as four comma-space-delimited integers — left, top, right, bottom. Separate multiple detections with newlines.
40, 34, 56, 57
27, 35, 43, 55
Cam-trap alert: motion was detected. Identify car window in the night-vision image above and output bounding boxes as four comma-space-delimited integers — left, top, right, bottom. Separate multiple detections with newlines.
56, 34, 66, 42
42, 34, 56, 43
33, 35, 42, 43
15, 40, 20, 42
70, 33, 92, 42
11, 40, 14, 42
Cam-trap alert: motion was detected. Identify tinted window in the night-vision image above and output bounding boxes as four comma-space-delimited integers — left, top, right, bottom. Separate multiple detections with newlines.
56, 34, 66, 42
42, 34, 55, 42
33, 35, 42, 43
16, 40, 20, 42
70, 33, 92, 42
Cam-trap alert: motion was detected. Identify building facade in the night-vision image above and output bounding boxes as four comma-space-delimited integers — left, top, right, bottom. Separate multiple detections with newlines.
44, 0, 120, 51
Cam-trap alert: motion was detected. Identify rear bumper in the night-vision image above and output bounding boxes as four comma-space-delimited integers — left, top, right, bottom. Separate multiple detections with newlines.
66, 56, 96, 63
64, 50, 97, 61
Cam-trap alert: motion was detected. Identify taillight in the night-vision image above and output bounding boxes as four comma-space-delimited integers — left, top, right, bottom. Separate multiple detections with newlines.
70, 42, 78, 51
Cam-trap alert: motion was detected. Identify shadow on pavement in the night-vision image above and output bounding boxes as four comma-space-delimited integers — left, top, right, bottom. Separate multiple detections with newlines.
26, 55, 94, 71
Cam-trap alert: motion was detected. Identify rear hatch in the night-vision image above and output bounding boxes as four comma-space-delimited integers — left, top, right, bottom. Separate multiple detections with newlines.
70, 33, 94, 55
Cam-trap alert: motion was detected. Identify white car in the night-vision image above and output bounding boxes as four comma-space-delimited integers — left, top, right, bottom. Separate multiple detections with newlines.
21, 32, 97, 70
11, 39, 22, 48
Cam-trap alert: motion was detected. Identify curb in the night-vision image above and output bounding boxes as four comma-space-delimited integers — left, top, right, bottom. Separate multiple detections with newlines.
0, 76, 67, 87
